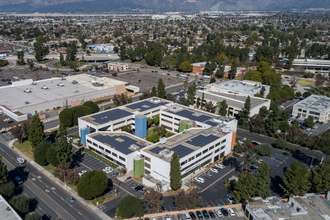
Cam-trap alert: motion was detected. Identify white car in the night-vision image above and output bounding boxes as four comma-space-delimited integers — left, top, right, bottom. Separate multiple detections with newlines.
102, 167, 113, 174
210, 168, 218, 173
214, 210, 223, 218
195, 177, 205, 183
78, 170, 88, 177
215, 164, 224, 169
17, 157, 25, 164
3, 118, 10, 122
228, 208, 235, 216
183, 212, 191, 220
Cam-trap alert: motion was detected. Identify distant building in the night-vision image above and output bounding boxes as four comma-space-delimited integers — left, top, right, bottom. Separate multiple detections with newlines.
293, 59, 330, 73
0, 43, 13, 54
205, 80, 270, 97
192, 62, 207, 73
292, 95, 330, 122
58, 47, 67, 53
108, 62, 129, 72
192, 62, 247, 78
244, 193, 330, 220
0, 194, 22, 220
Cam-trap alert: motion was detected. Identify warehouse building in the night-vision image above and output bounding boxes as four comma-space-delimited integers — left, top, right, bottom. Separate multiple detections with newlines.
0, 74, 129, 122
78, 98, 237, 191
292, 95, 330, 122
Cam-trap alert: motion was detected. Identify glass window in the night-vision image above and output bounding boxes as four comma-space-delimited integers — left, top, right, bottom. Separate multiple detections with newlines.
298, 108, 302, 112
87, 140, 92, 144
221, 146, 225, 150
196, 152, 202, 158
93, 142, 97, 147
144, 156, 151, 162
215, 149, 220, 153
215, 142, 220, 147
105, 149, 111, 154
145, 163, 150, 169
145, 170, 150, 175
181, 160, 187, 166
112, 152, 117, 157
119, 156, 125, 162
209, 146, 214, 150
203, 149, 208, 154
99, 146, 104, 151
188, 156, 195, 162
221, 139, 226, 144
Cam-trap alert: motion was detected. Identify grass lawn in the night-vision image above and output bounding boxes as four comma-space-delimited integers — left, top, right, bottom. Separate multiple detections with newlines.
235, 75, 244, 80
298, 79, 315, 87
52, 62, 63, 68
43, 164, 55, 174
13, 141, 34, 159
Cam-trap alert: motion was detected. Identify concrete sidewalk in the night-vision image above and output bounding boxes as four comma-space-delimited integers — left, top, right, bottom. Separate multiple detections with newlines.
8, 139, 112, 220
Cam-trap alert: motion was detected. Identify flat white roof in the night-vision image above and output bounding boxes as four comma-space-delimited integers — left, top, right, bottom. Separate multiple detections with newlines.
0, 194, 22, 220
294, 95, 330, 113
211, 80, 270, 95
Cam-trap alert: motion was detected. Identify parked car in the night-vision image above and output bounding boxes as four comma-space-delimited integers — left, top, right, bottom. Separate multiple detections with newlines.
251, 164, 259, 170
208, 211, 215, 219
67, 197, 75, 203
189, 212, 197, 220
183, 212, 191, 220
135, 185, 143, 191
177, 214, 184, 220
202, 210, 209, 219
196, 211, 203, 220
209, 168, 218, 173
195, 177, 205, 183
132, 183, 138, 189
204, 172, 212, 177
214, 164, 224, 169
243, 168, 251, 173
78, 170, 88, 177
220, 208, 228, 216
227, 208, 235, 216
165, 215, 171, 220
214, 210, 223, 218
313, 125, 319, 130
226, 194, 235, 204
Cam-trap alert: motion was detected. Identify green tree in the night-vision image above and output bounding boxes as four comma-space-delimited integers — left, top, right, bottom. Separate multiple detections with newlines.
157, 78, 166, 98
256, 144, 273, 156
59, 108, 73, 128
72, 106, 85, 125
186, 84, 196, 106
28, 113, 44, 149
83, 101, 100, 113
170, 152, 182, 190
273, 138, 288, 149
9, 195, 29, 214
239, 96, 251, 125
259, 106, 269, 118
210, 77, 216, 83
304, 116, 315, 128
121, 125, 132, 133
281, 162, 311, 197
0, 181, 14, 197
77, 170, 108, 200
17, 51, 25, 65
56, 130, 73, 166
0, 157, 8, 185
229, 59, 237, 79
312, 160, 330, 193
146, 132, 159, 143
47, 145, 59, 167
117, 195, 145, 218
231, 171, 257, 203
216, 58, 225, 78
60, 53, 65, 66
201, 92, 205, 109
25, 212, 42, 220
34, 142, 51, 166
183, 78, 189, 91
178, 61, 193, 72
150, 86, 157, 97
255, 161, 271, 198
196, 97, 201, 109
29, 59, 34, 70
218, 100, 228, 116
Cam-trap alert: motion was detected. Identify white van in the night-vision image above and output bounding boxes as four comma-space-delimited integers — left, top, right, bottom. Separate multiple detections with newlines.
183, 212, 191, 220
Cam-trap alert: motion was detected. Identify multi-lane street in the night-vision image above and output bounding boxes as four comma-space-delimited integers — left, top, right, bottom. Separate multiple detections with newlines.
0, 136, 102, 220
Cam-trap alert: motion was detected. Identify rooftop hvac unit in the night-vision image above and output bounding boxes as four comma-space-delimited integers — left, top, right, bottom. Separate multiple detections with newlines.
130, 144, 140, 150
221, 127, 229, 133
183, 129, 188, 134
189, 105, 194, 110
160, 137, 166, 144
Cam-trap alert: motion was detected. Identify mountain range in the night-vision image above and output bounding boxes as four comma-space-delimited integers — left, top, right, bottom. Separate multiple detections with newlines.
0, 0, 329, 13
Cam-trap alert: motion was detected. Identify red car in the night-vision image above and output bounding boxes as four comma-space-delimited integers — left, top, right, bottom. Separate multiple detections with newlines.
243, 168, 251, 173
86, 53, 91, 56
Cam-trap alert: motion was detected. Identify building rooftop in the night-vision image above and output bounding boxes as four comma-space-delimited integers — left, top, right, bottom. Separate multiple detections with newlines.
88, 132, 146, 155
247, 194, 330, 220
66, 74, 127, 87
211, 80, 270, 95
294, 95, 330, 113
196, 90, 268, 109
0, 194, 22, 220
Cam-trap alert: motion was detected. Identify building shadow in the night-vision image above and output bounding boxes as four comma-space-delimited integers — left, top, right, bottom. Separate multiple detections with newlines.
270, 175, 284, 197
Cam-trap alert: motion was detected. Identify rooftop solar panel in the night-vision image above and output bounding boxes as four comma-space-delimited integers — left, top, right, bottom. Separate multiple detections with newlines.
186, 135, 219, 147
92, 134, 143, 155
149, 146, 165, 154
126, 100, 162, 111
171, 145, 194, 158
169, 110, 212, 122
205, 121, 218, 126
91, 109, 133, 124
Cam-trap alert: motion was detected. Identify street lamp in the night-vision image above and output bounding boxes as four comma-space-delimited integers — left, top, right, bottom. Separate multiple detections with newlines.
60, 172, 67, 188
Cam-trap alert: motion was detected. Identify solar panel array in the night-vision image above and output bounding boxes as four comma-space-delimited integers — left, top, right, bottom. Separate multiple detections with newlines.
93, 134, 143, 155
91, 109, 133, 124
126, 100, 163, 111
205, 121, 218, 126
186, 135, 219, 147
149, 146, 165, 154
171, 145, 194, 158
169, 110, 212, 122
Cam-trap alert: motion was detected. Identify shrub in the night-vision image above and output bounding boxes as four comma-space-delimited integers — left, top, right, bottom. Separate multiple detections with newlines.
117, 195, 145, 218
34, 142, 51, 166
257, 144, 273, 156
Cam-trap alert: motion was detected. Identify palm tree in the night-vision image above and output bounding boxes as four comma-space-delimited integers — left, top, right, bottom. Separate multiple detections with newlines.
183, 79, 188, 91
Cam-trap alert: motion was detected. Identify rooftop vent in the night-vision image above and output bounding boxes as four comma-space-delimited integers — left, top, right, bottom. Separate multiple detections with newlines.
160, 137, 166, 144
189, 105, 194, 110
221, 127, 229, 133
203, 129, 210, 135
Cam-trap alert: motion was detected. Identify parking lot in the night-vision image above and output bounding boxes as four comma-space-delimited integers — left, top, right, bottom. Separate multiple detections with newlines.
108, 70, 184, 92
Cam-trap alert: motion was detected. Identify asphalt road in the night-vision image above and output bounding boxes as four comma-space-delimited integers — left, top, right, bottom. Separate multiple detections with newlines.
0, 138, 101, 220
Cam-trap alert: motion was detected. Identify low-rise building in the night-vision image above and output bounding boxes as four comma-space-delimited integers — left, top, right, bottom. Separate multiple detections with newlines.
107, 62, 129, 72
192, 62, 247, 78
244, 193, 330, 220
79, 98, 237, 191
0, 194, 22, 220
292, 95, 330, 122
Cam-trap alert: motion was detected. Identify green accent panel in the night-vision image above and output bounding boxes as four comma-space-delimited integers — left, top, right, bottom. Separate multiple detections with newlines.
134, 158, 144, 178
179, 123, 192, 133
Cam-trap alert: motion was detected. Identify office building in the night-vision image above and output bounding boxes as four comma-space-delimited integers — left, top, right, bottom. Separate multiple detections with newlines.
78, 98, 237, 191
